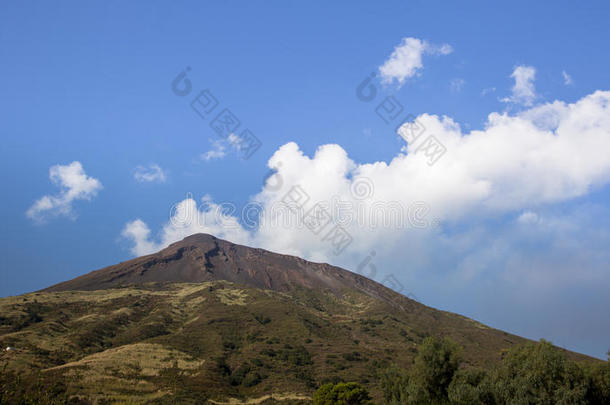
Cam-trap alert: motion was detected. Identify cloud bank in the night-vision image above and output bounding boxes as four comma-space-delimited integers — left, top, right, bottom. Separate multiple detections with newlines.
124, 90, 610, 260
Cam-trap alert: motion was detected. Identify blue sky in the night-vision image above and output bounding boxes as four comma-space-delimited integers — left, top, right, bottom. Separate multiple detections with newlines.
1, 1, 610, 358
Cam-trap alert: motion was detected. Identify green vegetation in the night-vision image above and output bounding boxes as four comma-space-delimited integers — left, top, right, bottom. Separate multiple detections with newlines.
313, 382, 372, 405
380, 337, 610, 404
380, 337, 460, 404
0, 366, 73, 405
0, 282, 604, 403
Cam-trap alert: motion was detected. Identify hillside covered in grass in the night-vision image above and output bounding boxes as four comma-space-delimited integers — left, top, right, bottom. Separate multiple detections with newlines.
0, 235, 601, 403
0, 279, 599, 404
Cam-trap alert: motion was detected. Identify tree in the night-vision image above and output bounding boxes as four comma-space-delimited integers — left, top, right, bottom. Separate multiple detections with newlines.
379, 338, 603, 404
582, 351, 610, 405
313, 382, 373, 405
407, 336, 461, 403
379, 337, 461, 404
490, 339, 588, 404
447, 368, 494, 405
379, 364, 409, 404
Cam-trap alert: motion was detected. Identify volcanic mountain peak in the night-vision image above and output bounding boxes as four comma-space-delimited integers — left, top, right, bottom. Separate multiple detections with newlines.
44, 233, 399, 304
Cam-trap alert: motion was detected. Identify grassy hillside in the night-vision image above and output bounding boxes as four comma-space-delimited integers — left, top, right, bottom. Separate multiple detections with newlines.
0, 280, 595, 404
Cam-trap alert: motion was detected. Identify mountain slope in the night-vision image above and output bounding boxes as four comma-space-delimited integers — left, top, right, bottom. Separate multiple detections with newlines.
44, 234, 399, 303
0, 234, 595, 404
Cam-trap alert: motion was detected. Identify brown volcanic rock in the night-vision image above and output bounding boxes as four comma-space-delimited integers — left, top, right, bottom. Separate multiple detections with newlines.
44, 234, 398, 303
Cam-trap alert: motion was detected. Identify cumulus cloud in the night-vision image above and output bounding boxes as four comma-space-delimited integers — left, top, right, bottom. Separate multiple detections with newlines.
121, 195, 253, 256
134, 164, 167, 183
502, 65, 537, 106
121, 219, 159, 257
562, 70, 573, 86
378, 37, 453, 86
124, 90, 610, 260
27, 161, 102, 222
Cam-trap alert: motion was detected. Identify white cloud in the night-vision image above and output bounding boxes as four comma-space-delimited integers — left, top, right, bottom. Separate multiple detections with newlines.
562, 70, 573, 86
450, 78, 465, 92
201, 133, 258, 161
124, 90, 610, 261
502, 65, 537, 106
121, 219, 159, 257
378, 37, 453, 87
134, 164, 167, 183
434, 43, 454, 56
201, 140, 227, 161
121, 196, 253, 256
27, 161, 102, 222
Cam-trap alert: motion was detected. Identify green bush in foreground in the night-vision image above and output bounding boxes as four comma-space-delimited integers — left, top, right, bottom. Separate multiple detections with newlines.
490, 339, 588, 404
313, 381, 373, 405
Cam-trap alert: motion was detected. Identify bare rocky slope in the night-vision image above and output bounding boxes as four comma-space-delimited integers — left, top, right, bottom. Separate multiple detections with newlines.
45, 234, 400, 302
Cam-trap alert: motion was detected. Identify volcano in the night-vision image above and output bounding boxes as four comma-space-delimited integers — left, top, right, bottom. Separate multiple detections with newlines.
0, 234, 595, 404
45, 233, 402, 304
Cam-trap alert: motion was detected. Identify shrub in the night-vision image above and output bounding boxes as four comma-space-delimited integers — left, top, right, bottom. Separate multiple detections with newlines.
279, 345, 312, 367
229, 363, 251, 386
342, 351, 363, 362
313, 382, 372, 405
242, 372, 263, 387
253, 313, 271, 325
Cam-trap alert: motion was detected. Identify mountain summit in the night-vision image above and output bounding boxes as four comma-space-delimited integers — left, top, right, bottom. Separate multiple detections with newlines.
45, 233, 401, 304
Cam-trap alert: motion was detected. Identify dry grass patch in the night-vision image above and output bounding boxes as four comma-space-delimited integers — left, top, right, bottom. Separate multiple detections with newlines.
208, 393, 311, 404
46, 343, 204, 376
216, 288, 248, 306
